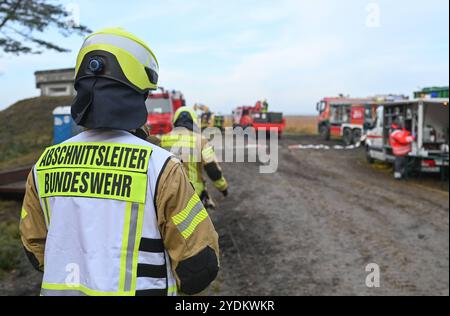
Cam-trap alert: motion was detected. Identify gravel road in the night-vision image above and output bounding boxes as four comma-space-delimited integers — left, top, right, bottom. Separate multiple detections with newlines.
205, 135, 449, 296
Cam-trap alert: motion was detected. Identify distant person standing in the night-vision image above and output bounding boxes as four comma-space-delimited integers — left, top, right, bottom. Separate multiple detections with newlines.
389, 118, 415, 179
262, 99, 269, 114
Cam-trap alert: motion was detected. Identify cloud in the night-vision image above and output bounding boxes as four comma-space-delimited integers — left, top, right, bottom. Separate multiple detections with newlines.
160, 32, 345, 114
0, 0, 448, 113
154, 0, 449, 114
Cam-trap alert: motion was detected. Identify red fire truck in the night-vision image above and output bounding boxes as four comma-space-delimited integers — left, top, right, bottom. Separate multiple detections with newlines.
316, 97, 378, 145
146, 89, 185, 135
232, 101, 286, 137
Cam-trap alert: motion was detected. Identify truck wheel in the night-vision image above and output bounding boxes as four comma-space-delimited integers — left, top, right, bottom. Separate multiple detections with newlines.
343, 128, 353, 146
366, 146, 375, 164
320, 126, 330, 141
353, 129, 362, 145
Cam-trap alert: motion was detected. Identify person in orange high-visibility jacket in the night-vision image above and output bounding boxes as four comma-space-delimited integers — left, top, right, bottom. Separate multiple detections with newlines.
389, 120, 416, 179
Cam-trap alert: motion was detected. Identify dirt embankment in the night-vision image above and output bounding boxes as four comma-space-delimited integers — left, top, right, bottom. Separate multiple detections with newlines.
0, 96, 73, 171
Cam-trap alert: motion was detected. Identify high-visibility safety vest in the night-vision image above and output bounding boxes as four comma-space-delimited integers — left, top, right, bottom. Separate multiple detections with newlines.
34, 130, 177, 296
160, 133, 205, 195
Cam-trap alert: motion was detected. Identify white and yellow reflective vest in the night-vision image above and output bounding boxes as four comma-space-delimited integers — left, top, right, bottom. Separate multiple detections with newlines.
33, 130, 177, 296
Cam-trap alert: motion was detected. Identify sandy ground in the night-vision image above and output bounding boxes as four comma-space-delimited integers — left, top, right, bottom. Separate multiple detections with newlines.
1, 135, 448, 296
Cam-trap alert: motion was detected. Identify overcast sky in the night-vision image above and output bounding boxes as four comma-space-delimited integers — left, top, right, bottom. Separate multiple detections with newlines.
0, 0, 448, 114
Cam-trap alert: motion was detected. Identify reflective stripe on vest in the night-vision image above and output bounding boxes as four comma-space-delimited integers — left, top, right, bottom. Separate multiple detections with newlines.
187, 160, 204, 195
42, 197, 51, 229
161, 134, 205, 194
35, 131, 176, 296
161, 134, 197, 149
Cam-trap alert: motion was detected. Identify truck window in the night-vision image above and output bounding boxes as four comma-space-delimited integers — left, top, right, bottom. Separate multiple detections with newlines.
343, 106, 351, 123
318, 101, 326, 113
365, 108, 373, 120
330, 104, 351, 124
146, 98, 172, 114
376, 107, 383, 128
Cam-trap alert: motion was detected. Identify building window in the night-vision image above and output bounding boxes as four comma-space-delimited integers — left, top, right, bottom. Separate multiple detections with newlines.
49, 87, 68, 93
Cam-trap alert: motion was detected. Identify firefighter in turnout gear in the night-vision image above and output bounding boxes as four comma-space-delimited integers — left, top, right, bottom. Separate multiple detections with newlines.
20, 28, 220, 296
160, 108, 229, 209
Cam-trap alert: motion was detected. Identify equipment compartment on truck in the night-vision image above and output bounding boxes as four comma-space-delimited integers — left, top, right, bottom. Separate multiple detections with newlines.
253, 112, 284, 124
366, 99, 449, 176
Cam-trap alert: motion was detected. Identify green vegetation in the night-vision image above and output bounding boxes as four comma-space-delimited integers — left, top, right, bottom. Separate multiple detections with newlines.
0, 222, 21, 273
0, 199, 22, 276
0, 0, 90, 55
0, 96, 73, 171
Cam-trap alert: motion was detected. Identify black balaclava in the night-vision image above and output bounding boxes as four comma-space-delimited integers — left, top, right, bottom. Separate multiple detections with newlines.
174, 111, 199, 133
71, 77, 149, 131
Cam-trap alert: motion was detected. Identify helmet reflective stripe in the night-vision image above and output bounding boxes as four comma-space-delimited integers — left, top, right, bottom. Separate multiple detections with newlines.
76, 44, 157, 91
81, 33, 158, 74
75, 28, 159, 92
92, 28, 157, 63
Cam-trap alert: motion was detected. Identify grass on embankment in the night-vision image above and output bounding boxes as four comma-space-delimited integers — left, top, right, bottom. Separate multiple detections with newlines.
0, 96, 73, 171
0, 199, 22, 278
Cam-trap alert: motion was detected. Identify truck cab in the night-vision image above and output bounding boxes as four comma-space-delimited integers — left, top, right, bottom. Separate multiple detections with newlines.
366, 99, 449, 173
232, 106, 252, 128
317, 97, 377, 145
146, 89, 185, 136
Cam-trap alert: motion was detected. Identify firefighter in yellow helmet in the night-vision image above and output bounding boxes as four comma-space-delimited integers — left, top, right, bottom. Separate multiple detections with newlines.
20, 28, 219, 296
161, 107, 229, 208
